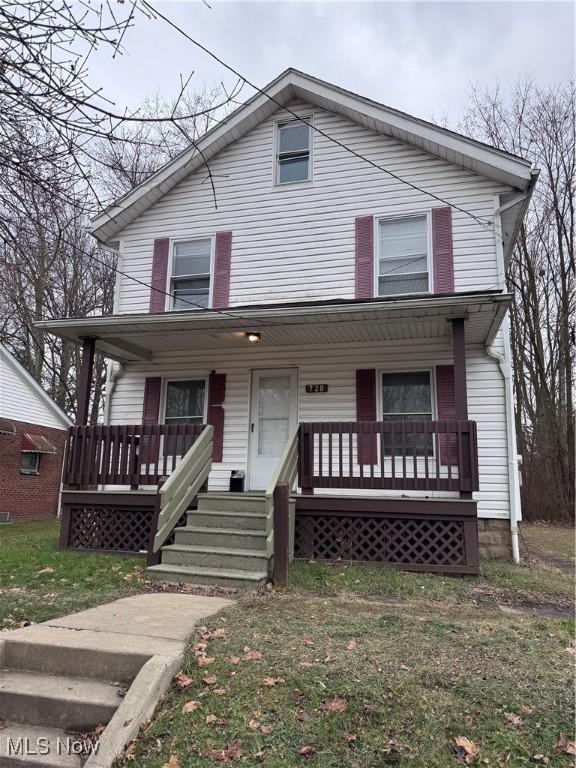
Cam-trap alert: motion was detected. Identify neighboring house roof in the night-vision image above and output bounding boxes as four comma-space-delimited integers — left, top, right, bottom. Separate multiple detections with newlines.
90, 67, 536, 247
0, 342, 72, 430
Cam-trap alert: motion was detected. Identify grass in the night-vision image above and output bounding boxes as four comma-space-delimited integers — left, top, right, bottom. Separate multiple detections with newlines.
521, 523, 575, 562
2, 520, 574, 766
120, 593, 575, 767
0, 521, 145, 628
287, 558, 575, 604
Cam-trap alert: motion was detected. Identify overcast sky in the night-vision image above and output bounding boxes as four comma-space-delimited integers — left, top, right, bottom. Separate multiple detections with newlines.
96, 1, 574, 128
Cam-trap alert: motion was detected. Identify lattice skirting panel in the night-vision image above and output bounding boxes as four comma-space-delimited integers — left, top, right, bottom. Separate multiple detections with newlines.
294, 510, 479, 574
64, 505, 155, 553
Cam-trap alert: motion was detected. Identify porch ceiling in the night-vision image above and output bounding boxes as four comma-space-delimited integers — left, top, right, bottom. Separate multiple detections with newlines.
36, 291, 511, 362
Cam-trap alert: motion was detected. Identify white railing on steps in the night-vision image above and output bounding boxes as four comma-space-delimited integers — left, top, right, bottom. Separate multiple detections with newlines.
152, 425, 214, 554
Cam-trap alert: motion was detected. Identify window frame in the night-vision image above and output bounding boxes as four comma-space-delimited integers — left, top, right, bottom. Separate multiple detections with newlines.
273, 115, 313, 187
378, 367, 436, 422
20, 451, 40, 475
374, 212, 433, 298
161, 376, 208, 426
165, 236, 214, 312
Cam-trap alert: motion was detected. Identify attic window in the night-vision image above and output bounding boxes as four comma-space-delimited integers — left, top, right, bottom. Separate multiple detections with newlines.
276, 118, 311, 184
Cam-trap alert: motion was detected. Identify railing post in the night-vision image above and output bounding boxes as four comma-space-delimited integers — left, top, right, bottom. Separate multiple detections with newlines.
299, 424, 314, 495
76, 337, 96, 426
273, 482, 290, 587
146, 488, 163, 566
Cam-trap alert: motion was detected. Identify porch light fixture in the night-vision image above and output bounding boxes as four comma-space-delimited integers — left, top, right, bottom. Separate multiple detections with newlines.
245, 332, 261, 343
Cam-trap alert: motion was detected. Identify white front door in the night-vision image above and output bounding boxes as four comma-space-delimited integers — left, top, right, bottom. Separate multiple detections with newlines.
248, 369, 298, 491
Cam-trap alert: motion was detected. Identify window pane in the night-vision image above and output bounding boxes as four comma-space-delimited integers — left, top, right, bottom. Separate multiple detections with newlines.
166, 380, 205, 421
257, 376, 291, 457
378, 274, 428, 295
379, 255, 427, 276
21, 452, 39, 472
278, 121, 309, 153
173, 240, 211, 276
172, 277, 210, 309
382, 371, 432, 415
379, 216, 427, 260
278, 156, 309, 183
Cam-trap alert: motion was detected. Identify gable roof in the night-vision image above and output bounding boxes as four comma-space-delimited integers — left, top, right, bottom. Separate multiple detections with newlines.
91, 67, 535, 246
0, 342, 72, 428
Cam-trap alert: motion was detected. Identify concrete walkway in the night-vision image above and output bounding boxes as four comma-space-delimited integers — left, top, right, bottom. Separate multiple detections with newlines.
0, 593, 234, 767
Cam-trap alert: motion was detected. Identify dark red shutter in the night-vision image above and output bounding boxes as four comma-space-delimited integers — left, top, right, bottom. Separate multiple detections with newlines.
142, 377, 162, 464
355, 216, 374, 299
207, 371, 226, 462
149, 238, 170, 313
213, 231, 232, 309
356, 369, 377, 464
436, 365, 457, 465
432, 208, 454, 293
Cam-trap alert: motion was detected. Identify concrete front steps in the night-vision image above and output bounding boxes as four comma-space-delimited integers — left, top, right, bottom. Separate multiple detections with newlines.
146, 492, 271, 589
0, 628, 147, 766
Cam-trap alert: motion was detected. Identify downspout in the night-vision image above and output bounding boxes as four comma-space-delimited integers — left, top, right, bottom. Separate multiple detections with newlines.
486, 197, 521, 563
104, 361, 124, 425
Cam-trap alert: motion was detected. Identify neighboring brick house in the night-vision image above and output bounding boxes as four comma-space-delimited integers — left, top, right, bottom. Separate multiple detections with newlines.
0, 343, 72, 522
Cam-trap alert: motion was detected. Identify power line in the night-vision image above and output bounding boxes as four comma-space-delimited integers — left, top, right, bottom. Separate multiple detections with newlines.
139, 0, 497, 232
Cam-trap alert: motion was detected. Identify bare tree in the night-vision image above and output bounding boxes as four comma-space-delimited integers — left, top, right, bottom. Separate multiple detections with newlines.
462, 79, 575, 522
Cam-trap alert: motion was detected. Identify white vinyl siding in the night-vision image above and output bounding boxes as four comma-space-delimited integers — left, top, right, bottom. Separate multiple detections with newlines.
108, 337, 510, 520
114, 103, 509, 313
0, 351, 69, 430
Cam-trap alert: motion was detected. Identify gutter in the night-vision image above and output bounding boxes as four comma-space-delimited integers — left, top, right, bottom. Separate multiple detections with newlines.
487, 198, 522, 563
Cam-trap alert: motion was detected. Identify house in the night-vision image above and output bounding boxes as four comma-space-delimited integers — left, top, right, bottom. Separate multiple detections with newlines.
0, 342, 72, 523
38, 69, 537, 586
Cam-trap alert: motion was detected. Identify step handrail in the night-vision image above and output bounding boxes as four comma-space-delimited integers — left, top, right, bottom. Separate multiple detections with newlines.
152, 424, 214, 553
266, 424, 299, 586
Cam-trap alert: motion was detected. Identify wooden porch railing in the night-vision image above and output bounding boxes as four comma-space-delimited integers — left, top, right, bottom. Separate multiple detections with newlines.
298, 420, 479, 495
63, 423, 205, 489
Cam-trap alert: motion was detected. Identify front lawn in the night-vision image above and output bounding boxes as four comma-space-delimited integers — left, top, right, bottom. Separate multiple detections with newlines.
0, 521, 145, 628
121, 591, 574, 767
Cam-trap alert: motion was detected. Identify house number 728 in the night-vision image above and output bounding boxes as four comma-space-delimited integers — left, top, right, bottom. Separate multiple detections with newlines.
305, 384, 329, 393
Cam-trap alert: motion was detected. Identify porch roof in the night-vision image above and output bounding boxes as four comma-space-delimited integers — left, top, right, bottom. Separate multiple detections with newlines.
36, 290, 511, 363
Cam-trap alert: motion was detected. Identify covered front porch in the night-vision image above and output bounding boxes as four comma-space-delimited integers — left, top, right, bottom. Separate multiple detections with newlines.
39, 290, 510, 582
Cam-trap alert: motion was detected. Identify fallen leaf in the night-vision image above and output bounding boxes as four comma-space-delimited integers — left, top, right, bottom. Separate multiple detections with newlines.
382, 737, 401, 755
262, 676, 285, 687
202, 628, 227, 640
533, 754, 549, 764
319, 696, 347, 713
253, 749, 267, 761
206, 714, 218, 724
346, 734, 357, 743
212, 688, 227, 696
37, 566, 54, 574
162, 757, 181, 768
206, 740, 243, 763
242, 648, 263, 661
505, 713, 523, 726
454, 736, 479, 765
197, 656, 214, 667
346, 640, 358, 650
302, 638, 315, 646
174, 672, 194, 691
521, 705, 534, 715
299, 744, 316, 758
399, 664, 410, 671
229, 656, 241, 665
260, 724, 274, 734
195, 642, 208, 653
555, 733, 576, 756
181, 700, 202, 713
203, 675, 218, 686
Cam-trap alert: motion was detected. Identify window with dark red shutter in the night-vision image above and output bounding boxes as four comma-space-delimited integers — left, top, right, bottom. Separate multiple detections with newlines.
207, 372, 226, 462
355, 216, 374, 299
149, 239, 169, 313
356, 368, 377, 464
432, 207, 454, 293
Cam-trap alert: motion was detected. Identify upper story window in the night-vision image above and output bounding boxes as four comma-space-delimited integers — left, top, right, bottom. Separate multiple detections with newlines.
165, 379, 206, 424
170, 239, 211, 310
377, 215, 429, 296
276, 118, 312, 184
